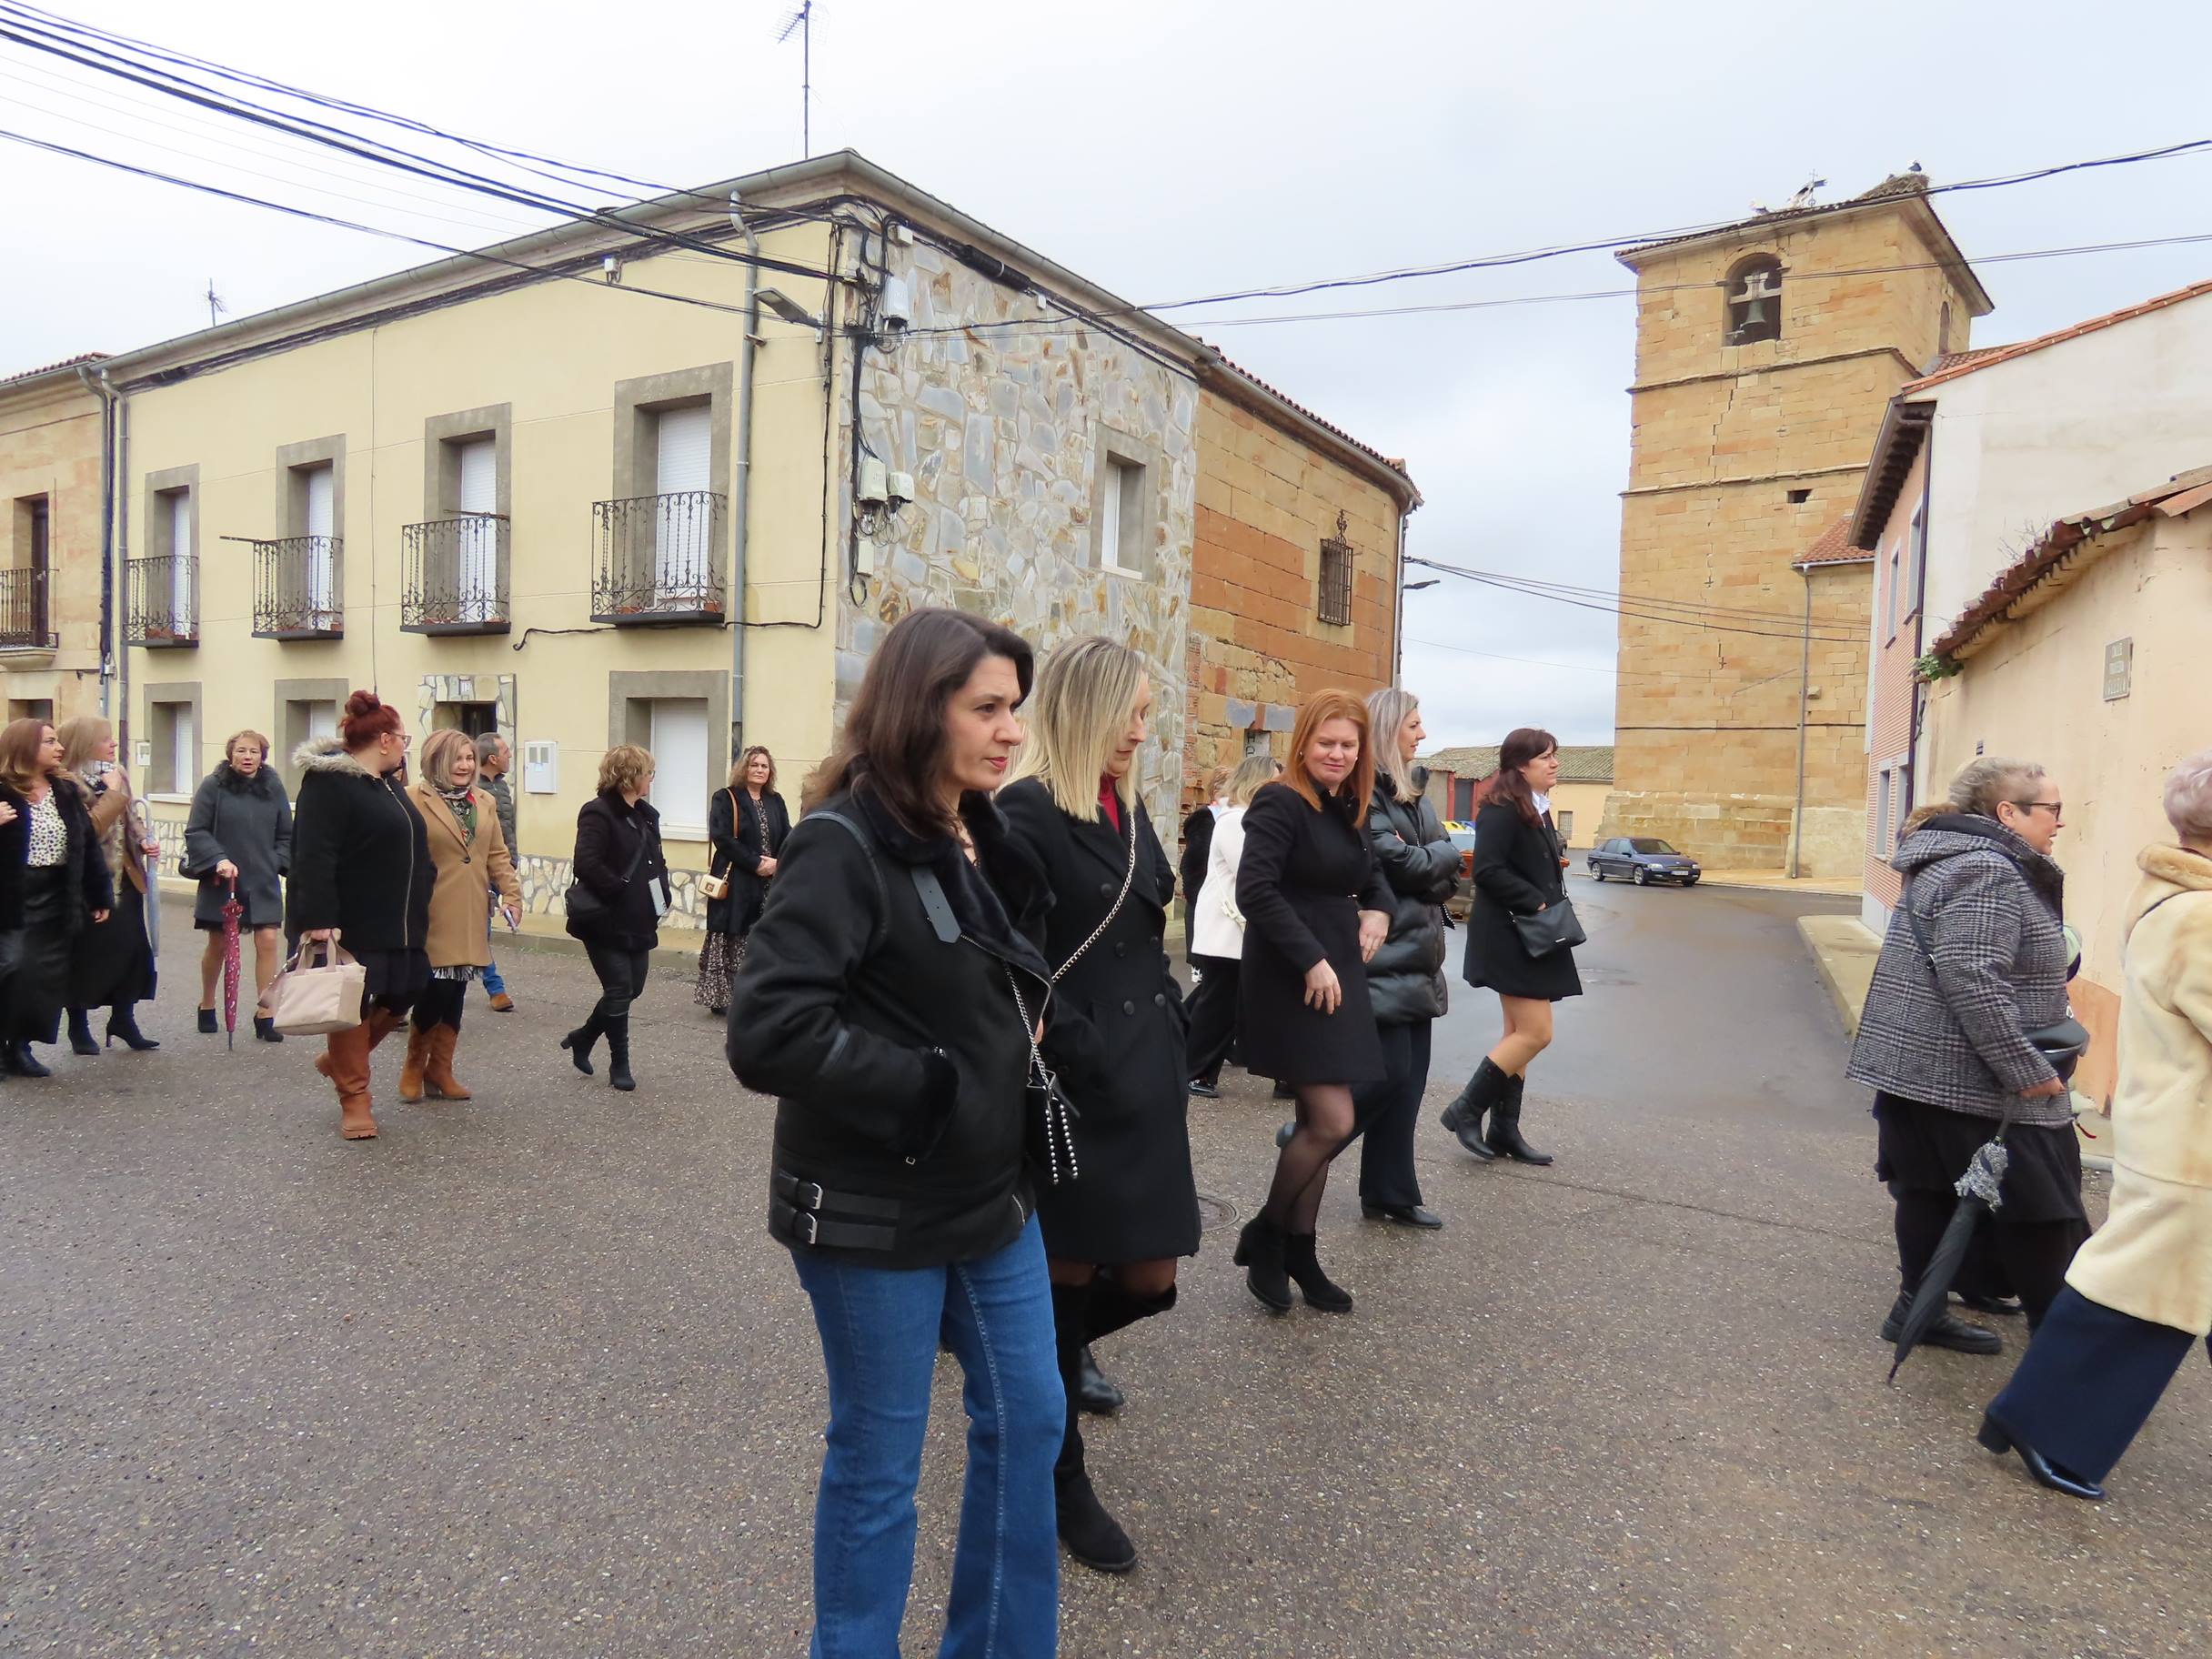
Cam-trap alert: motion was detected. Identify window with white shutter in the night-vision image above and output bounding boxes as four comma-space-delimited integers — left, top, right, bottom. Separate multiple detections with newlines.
454, 437, 498, 622
647, 698, 709, 839
302, 463, 337, 618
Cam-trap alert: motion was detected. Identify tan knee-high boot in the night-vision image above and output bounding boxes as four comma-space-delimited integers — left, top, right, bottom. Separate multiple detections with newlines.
423, 1025, 471, 1101
397, 1025, 431, 1102
317, 1021, 379, 1141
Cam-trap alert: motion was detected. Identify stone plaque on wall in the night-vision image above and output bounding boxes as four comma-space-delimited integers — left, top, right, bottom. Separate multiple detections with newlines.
2104, 638, 2133, 702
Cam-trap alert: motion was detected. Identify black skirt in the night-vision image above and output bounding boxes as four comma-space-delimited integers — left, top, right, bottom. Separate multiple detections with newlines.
69, 881, 156, 1009
1873, 1091, 2087, 1226
8, 866, 75, 1043
357, 946, 430, 1015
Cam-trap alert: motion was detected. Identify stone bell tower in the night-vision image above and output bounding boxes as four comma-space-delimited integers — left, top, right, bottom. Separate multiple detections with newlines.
1600, 174, 1990, 872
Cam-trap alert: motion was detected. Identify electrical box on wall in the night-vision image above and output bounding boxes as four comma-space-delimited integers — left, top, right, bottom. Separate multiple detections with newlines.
523, 740, 558, 794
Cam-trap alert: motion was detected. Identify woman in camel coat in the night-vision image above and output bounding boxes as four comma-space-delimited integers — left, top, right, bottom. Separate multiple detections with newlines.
400, 727, 521, 1103
1982, 750, 2212, 1502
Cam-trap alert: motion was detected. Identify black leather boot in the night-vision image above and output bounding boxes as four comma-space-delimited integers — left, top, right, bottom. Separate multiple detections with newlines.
66, 1009, 98, 1057
1881, 1292, 2002, 1355
10, 1041, 52, 1079
1232, 1214, 1292, 1314
1075, 1346, 1123, 1416
1051, 1282, 1137, 1574
106, 1005, 160, 1051
605, 1016, 636, 1092
559, 1015, 603, 1076
1485, 1072, 1553, 1165
1283, 1232, 1353, 1313
1438, 1060, 1507, 1161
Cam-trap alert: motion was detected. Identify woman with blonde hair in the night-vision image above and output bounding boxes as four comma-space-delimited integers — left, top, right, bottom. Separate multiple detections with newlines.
1185, 751, 1283, 1096
60, 716, 161, 1053
184, 729, 292, 1041
0, 719, 110, 1077
1232, 689, 1393, 1314
562, 743, 670, 1091
399, 728, 522, 1103
695, 744, 789, 1015
998, 634, 1198, 1574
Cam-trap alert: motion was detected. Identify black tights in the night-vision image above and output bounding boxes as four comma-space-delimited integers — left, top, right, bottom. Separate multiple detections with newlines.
410, 977, 467, 1034
1262, 1082, 1357, 1234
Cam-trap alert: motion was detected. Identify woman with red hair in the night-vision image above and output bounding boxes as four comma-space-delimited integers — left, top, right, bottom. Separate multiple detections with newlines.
1231, 689, 1393, 1314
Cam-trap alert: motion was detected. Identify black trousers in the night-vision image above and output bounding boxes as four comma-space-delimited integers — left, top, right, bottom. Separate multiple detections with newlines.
584, 940, 651, 1022
1183, 954, 1240, 1086
1350, 1019, 1432, 1209
1892, 1186, 2088, 1329
410, 976, 468, 1033
1990, 1286, 2211, 1483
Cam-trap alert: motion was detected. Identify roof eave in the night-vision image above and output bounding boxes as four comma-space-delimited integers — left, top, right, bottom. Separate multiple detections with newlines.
1846, 397, 1936, 549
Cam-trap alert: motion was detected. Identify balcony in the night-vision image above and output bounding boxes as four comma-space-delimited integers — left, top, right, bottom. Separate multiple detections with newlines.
126, 554, 198, 647
252, 536, 344, 639
0, 567, 55, 651
402, 516, 510, 635
591, 490, 727, 625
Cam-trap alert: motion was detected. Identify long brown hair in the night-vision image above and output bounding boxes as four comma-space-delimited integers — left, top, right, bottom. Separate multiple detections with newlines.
1281, 689, 1375, 826
805, 608, 1034, 835
0, 719, 55, 794
1478, 727, 1559, 825
730, 745, 776, 792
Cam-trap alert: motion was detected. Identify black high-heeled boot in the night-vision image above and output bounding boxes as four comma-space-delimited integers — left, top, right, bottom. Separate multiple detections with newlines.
252, 1014, 283, 1044
1484, 1072, 1553, 1165
106, 1005, 159, 1051
1438, 1059, 1507, 1161
1283, 1232, 1353, 1313
10, 1041, 52, 1079
1051, 1282, 1137, 1574
66, 1009, 98, 1057
559, 1015, 603, 1075
1232, 1214, 1292, 1314
605, 1015, 636, 1091
196, 1008, 218, 1035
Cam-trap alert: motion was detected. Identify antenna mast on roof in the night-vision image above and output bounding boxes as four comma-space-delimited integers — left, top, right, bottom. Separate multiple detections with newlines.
776, 2, 813, 158
204, 279, 227, 329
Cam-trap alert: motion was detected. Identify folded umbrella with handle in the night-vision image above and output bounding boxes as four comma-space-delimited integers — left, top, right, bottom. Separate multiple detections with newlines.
1887, 1123, 2011, 1382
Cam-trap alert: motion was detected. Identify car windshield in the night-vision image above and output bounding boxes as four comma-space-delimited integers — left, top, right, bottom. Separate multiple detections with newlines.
1628, 839, 1678, 854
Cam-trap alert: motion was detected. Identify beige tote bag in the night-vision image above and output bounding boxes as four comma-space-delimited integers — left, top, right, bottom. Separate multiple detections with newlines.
266, 940, 370, 1036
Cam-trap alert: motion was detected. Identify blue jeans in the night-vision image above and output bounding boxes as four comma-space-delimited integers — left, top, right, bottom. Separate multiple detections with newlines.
480, 910, 506, 998
790, 1214, 1061, 1659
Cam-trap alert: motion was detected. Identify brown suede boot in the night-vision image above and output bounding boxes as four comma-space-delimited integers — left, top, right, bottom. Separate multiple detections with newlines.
423, 1025, 471, 1101
397, 1025, 431, 1103
321, 1021, 378, 1141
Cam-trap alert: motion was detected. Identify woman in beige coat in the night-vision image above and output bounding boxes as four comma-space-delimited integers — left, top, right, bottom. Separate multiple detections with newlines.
1980, 749, 2212, 1502
400, 728, 521, 1102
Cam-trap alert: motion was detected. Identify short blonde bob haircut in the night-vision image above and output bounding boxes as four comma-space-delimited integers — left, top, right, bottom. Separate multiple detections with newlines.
1005, 634, 1149, 819
598, 743, 655, 798
225, 729, 271, 766
418, 728, 477, 789
1226, 751, 1282, 809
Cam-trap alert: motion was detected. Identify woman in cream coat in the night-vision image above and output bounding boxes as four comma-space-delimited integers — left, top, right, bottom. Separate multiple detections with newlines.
1980, 749, 2212, 1502
1183, 754, 1282, 1095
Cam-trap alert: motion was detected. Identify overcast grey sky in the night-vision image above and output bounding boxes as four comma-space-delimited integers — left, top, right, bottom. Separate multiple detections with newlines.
8, 0, 2210, 749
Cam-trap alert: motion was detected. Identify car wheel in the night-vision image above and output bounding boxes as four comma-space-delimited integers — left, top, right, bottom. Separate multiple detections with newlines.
1634, 867, 1650, 886
1591, 865, 1604, 881
1683, 878, 1698, 888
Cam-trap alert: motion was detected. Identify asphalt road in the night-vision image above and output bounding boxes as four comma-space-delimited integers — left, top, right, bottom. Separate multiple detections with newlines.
3, 888, 2202, 1658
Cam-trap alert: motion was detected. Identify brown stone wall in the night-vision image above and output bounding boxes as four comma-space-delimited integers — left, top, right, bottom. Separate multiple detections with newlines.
0, 374, 107, 729
1186, 388, 1403, 805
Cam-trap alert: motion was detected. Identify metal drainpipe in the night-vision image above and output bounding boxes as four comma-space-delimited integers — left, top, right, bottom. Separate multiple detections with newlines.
1789, 563, 1812, 879
729, 195, 760, 759
77, 365, 119, 720
1391, 510, 1409, 688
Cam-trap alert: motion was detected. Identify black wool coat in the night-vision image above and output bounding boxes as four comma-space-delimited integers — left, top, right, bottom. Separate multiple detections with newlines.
706, 786, 789, 937
1463, 799, 1583, 1002
572, 791, 673, 952
185, 763, 293, 930
0, 778, 115, 937
998, 778, 1201, 1263
728, 781, 1055, 1269
1363, 769, 1459, 1027
1178, 803, 1217, 906
1234, 780, 1393, 1085
283, 741, 432, 953
0, 782, 29, 933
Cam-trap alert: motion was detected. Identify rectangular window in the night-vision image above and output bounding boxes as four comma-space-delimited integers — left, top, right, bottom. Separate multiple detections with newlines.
1318, 512, 1354, 627
1556, 809, 1575, 845
647, 697, 709, 839
298, 460, 337, 618
1905, 506, 1926, 620
281, 698, 338, 773
453, 436, 499, 624
1098, 457, 1142, 575
433, 699, 499, 738
1453, 779, 1475, 819
1885, 549, 1901, 641
1876, 768, 1895, 857
152, 700, 196, 795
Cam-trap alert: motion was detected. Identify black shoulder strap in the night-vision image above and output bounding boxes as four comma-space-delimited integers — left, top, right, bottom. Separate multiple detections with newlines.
910, 864, 960, 944
808, 809, 892, 954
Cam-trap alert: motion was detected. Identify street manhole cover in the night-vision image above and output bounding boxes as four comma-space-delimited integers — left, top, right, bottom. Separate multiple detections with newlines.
1195, 1192, 1237, 1234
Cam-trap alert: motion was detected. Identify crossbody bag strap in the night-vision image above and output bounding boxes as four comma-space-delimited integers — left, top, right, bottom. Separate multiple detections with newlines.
1052, 806, 1140, 983
807, 809, 890, 955
710, 788, 738, 878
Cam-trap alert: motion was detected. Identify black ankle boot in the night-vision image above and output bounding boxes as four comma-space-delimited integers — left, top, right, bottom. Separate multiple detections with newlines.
1881, 1292, 2002, 1355
1283, 1232, 1353, 1313
106, 1005, 159, 1051
560, 1017, 602, 1075
11, 1041, 52, 1079
1075, 1345, 1123, 1416
1232, 1214, 1292, 1314
196, 1008, 218, 1035
605, 1015, 636, 1091
66, 1009, 98, 1057
1485, 1073, 1553, 1165
1050, 1282, 1137, 1574
1439, 1059, 1507, 1161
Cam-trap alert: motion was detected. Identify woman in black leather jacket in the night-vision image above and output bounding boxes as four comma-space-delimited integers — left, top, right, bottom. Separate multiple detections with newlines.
725, 608, 1064, 1656
1348, 688, 1460, 1229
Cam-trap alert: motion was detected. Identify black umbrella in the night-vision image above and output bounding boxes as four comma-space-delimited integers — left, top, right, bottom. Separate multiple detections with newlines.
1887, 1123, 2012, 1382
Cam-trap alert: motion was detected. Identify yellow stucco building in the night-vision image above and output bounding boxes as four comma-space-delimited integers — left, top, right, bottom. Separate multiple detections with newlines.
0, 354, 113, 729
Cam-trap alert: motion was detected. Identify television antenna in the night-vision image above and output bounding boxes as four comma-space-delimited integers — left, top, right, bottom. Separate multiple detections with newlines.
204, 279, 227, 329
776, 2, 813, 157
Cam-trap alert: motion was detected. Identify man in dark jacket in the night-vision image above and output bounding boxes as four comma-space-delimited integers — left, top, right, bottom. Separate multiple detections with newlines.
475, 734, 519, 1012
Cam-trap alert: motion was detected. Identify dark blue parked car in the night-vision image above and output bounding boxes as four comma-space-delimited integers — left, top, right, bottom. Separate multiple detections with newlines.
1588, 836, 1701, 887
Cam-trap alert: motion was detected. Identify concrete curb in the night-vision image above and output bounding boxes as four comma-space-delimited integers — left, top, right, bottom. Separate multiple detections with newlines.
1797, 912, 1879, 1038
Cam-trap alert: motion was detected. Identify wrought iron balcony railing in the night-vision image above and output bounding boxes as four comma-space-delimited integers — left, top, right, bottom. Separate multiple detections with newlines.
0, 567, 55, 650
126, 554, 198, 647
402, 515, 510, 635
591, 490, 727, 624
251, 535, 343, 639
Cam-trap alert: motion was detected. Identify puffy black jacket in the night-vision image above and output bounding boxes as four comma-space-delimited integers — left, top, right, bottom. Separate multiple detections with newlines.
726, 781, 1055, 1268
1364, 769, 1457, 1025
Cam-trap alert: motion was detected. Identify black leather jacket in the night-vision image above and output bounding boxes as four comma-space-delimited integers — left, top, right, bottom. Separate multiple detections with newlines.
1363, 769, 1458, 1025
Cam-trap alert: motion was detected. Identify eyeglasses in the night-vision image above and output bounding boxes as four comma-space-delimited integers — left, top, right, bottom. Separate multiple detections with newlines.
2016, 800, 2065, 823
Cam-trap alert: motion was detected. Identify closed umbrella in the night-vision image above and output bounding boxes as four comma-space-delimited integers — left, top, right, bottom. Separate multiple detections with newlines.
1887, 1123, 2011, 1382
220, 877, 244, 1052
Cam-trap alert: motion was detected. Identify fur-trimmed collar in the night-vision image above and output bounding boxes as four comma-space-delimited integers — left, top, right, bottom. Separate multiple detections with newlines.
2140, 843, 2212, 893
216, 759, 280, 797
294, 736, 380, 779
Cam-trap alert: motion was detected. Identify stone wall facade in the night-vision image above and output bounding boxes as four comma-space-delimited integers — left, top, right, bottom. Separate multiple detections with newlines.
838, 239, 1197, 831
1605, 187, 1982, 869
1185, 389, 1405, 806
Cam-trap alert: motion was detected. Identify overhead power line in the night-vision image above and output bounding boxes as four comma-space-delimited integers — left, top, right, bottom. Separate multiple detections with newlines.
1404, 557, 1868, 644
1406, 556, 1868, 633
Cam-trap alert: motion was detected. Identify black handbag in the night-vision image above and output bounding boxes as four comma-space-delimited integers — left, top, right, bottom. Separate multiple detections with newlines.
564, 826, 649, 939
1512, 895, 1587, 959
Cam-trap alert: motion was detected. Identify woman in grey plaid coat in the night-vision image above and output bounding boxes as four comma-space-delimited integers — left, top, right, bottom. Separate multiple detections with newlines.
1848, 757, 2086, 1350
